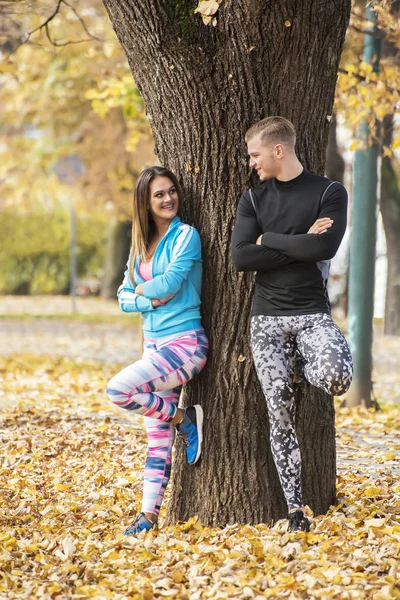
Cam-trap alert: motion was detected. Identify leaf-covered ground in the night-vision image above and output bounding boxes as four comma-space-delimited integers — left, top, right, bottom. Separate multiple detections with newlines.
1, 299, 400, 599
1, 353, 400, 599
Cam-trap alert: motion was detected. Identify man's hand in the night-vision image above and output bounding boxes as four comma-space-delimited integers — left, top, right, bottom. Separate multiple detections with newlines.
256, 235, 263, 245
307, 218, 333, 234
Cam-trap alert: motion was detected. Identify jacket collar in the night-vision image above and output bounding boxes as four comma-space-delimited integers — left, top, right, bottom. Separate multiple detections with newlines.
134, 216, 182, 275
168, 216, 181, 230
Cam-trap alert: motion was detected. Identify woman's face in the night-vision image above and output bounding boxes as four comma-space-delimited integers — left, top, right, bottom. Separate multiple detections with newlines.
149, 176, 179, 222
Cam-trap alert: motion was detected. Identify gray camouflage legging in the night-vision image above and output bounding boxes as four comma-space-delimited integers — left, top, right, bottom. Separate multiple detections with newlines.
250, 313, 353, 511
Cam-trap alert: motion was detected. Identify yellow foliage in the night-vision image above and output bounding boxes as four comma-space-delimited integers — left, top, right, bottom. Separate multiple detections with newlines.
336, 6, 400, 151
0, 0, 153, 215
1, 352, 400, 597
392, 137, 400, 150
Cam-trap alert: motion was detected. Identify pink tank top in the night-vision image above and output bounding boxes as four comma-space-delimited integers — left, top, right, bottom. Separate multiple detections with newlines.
138, 260, 153, 281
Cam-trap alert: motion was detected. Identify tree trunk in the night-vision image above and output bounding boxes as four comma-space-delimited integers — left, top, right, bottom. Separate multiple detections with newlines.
101, 217, 131, 300
325, 111, 348, 316
380, 114, 400, 336
326, 112, 345, 184
102, 0, 350, 525
380, 5, 400, 336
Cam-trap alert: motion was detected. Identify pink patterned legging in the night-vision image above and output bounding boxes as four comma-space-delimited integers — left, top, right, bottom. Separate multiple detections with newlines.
106, 328, 208, 515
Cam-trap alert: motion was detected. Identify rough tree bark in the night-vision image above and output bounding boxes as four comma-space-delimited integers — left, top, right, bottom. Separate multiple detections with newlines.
102, 0, 350, 526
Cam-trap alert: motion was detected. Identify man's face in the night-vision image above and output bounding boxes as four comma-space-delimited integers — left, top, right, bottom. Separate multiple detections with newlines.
247, 134, 280, 181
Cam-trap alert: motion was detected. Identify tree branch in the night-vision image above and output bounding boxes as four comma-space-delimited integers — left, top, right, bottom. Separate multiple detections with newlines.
0, 0, 103, 61
349, 23, 386, 38
61, 0, 99, 41
338, 67, 400, 94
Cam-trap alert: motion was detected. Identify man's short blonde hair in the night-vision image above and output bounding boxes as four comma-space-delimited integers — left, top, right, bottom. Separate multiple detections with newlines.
245, 116, 296, 149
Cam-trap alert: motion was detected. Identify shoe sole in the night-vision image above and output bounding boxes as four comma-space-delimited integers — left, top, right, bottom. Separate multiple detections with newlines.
192, 405, 203, 464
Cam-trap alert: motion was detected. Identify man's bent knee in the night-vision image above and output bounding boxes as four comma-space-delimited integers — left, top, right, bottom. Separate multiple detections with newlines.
323, 364, 353, 396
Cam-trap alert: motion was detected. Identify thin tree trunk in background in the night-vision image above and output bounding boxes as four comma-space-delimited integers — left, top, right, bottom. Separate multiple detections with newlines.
101, 218, 131, 300
381, 114, 400, 336
380, 4, 400, 336
326, 112, 345, 184
102, 0, 350, 525
326, 112, 348, 316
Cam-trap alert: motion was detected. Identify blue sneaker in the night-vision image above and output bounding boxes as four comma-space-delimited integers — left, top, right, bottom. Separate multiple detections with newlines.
124, 513, 155, 536
176, 405, 203, 465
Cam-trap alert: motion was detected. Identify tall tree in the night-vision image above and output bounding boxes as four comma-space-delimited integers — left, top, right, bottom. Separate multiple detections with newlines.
380, 2, 400, 336
335, 2, 400, 336
102, 0, 351, 525
326, 113, 345, 185
381, 114, 400, 335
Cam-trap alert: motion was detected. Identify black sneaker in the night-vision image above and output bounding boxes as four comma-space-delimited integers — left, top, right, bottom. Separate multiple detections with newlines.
176, 405, 203, 465
288, 510, 311, 532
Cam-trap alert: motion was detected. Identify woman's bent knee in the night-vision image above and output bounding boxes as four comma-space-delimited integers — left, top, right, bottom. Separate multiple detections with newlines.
106, 376, 123, 404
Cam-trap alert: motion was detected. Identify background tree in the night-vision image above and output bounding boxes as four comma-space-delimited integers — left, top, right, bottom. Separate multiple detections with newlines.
335, 1, 400, 336
379, 3, 400, 336
101, 0, 351, 525
0, 0, 154, 295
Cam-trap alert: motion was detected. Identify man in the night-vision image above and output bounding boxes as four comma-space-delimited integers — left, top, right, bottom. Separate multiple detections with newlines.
231, 116, 353, 532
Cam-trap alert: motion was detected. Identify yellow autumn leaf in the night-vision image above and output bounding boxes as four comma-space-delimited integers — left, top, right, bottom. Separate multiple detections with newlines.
363, 486, 383, 497
194, 0, 220, 17
375, 105, 388, 120
171, 571, 186, 583
54, 483, 70, 491
344, 63, 358, 74
91, 99, 111, 118
0, 63, 16, 73
382, 146, 393, 158
194, 0, 221, 25
102, 549, 120, 560
97, 423, 109, 432
392, 137, 400, 150
364, 518, 386, 528
85, 88, 101, 100
381, 452, 396, 460
1, 311, 400, 599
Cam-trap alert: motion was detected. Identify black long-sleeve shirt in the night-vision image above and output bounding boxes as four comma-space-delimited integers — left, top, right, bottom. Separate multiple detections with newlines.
231, 169, 348, 316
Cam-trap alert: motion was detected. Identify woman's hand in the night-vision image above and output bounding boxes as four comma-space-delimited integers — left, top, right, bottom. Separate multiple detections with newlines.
135, 283, 144, 295
160, 292, 176, 303
151, 292, 176, 308
308, 218, 333, 234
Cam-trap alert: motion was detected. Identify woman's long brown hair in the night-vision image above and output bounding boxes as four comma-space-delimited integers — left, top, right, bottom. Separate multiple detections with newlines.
129, 166, 184, 284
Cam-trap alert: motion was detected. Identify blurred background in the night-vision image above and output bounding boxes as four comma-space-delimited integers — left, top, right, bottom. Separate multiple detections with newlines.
0, 0, 399, 332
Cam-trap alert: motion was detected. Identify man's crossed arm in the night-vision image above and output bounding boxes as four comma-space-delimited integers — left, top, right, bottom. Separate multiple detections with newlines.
231, 184, 348, 272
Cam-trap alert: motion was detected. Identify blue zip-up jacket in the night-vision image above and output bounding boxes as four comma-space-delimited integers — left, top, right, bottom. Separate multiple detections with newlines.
117, 216, 203, 338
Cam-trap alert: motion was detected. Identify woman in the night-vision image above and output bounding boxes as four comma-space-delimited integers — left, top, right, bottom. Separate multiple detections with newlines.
106, 166, 208, 536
